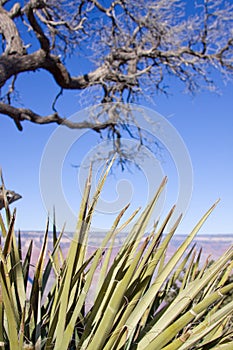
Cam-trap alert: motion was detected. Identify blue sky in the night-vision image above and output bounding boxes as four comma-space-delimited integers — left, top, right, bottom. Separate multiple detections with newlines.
0, 67, 232, 235
156, 82, 233, 235
0, 0, 232, 235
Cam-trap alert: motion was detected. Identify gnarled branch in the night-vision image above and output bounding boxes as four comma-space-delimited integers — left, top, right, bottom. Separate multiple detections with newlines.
0, 5, 24, 55
0, 0, 232, 139
0, 102, 117, 131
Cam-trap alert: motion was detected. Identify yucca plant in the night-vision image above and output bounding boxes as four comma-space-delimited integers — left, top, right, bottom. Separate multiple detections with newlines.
0, 161, 232, 350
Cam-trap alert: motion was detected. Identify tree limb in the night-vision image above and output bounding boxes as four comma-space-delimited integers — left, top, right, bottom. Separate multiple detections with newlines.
0, 0, 232, 139
0, 102, 116, 131
0, 5, 24, 55
23, 1, 50, 52
0, 50, 108, 89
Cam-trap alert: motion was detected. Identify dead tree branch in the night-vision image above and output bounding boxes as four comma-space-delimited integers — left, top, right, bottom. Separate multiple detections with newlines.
0, 0, 232, 149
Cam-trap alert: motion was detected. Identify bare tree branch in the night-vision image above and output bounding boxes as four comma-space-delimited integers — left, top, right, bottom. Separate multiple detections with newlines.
0, 0, 232, 146
0, 101, 118, 131
23, 1, 50, 52
0, 50, 108, 89
0, 4, 24, 55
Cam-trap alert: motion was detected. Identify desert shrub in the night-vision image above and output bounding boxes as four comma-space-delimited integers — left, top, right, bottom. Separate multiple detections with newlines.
0, 163, 232, 350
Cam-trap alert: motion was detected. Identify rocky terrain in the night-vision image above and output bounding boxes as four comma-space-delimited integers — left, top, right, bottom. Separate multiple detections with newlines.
19, 230, 233, 267
12, 231, 232, 309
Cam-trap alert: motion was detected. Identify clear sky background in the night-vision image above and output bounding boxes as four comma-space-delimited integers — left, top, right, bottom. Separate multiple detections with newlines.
0, 1, 232, 236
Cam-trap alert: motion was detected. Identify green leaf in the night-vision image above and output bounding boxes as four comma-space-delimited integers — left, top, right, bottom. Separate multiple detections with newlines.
0, 262, 19, 349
